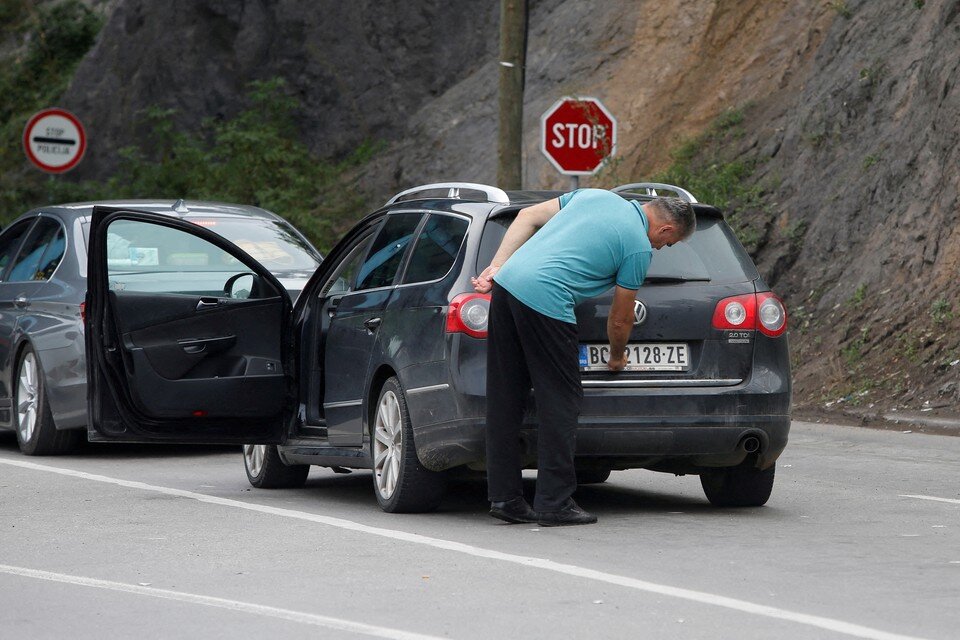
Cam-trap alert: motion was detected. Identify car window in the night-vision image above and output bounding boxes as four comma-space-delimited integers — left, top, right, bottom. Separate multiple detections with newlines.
319, 232, 376, 297
104, 218, 275, 297
355, 213, 423, 291
0, 219, 36, 281
402, 214, 469, 284
7, 217, 65, 282
478, 212, 758, 284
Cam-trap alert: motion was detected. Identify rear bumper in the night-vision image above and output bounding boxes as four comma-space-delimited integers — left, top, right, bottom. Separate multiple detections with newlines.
411, 412, 789, 472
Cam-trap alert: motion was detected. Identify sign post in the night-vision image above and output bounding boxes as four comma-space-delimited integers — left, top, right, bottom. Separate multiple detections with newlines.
23, 108, 87, 174
540, 97, 617, 188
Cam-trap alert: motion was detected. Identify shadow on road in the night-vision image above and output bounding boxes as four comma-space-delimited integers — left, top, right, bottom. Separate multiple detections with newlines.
292, 469, 769, 518
0, 430, 236, 460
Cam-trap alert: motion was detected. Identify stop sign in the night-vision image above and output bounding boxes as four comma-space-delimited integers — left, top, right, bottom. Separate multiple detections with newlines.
540, 97, 617, 175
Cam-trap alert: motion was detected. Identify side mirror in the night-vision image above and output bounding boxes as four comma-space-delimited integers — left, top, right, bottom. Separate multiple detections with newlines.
224, 273, 257, 299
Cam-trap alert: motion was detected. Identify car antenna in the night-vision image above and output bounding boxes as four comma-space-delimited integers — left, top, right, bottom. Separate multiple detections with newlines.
172, 199, 190, 214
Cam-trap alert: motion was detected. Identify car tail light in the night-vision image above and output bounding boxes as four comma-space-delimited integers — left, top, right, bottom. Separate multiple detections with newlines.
446, 293, 491, 339
756, 292, 787, 337
712, 293, 787, 337
80, 301, 86, 322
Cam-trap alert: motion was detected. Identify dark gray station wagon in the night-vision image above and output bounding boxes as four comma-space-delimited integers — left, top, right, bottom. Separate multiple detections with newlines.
85, 182, 791, 513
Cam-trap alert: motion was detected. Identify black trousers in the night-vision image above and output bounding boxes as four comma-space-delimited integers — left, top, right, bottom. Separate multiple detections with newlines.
485, 283, 583, 512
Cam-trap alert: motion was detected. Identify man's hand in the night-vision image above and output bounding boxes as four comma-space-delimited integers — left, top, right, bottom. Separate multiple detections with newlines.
471, 265, 499, 293
607, 351, 628, 372
607, 286, 638, 372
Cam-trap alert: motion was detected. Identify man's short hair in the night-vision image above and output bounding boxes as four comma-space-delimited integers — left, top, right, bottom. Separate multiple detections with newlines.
651, 197, 696, 238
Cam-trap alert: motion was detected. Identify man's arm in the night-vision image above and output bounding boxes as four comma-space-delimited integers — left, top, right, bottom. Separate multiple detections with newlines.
607, 285, 638, 371
471, 198, 561, 293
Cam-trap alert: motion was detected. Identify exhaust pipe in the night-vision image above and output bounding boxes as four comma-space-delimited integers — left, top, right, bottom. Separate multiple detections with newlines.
740, 436, 761, 453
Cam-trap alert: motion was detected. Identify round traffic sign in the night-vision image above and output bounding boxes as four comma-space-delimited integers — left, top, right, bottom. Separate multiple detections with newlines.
540, 97, 617, 176
22, 108, 87, 173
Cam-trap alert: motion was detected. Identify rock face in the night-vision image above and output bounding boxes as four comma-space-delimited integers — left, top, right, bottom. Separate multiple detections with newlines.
61, 0, 960, 412
63, 0, 498, 178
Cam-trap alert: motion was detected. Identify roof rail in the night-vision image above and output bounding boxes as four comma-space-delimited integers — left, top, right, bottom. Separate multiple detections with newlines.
611, 182, 698, 203
385, 182, 510, 206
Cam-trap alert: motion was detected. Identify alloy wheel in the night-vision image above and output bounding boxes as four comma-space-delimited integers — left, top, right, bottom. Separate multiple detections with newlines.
17, 352, 39, 443
373, 390, 403, 499
243, 444, 266, 478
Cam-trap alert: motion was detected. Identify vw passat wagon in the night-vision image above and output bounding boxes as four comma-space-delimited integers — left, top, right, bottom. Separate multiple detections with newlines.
85, 183, 791, 512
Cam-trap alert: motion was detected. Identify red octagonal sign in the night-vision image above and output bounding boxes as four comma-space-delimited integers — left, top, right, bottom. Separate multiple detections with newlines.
540, 97, 617, 176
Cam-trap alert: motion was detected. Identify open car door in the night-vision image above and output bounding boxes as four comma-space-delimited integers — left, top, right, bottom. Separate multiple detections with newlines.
85, 207, 294, 444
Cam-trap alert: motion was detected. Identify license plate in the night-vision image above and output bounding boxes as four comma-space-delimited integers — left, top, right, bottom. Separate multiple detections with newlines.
579, 343, 690, 372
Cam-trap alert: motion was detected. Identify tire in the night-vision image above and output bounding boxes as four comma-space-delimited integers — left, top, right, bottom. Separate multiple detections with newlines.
243, 444, 310, 488
370, 377, 446, 513
700, 462, 775, 507
14, 346, 82, 456
576, 468, 612, 485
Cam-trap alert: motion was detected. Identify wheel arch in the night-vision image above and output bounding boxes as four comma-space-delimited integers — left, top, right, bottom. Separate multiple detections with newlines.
365, 364, 399, 438
11, 336, 67, 431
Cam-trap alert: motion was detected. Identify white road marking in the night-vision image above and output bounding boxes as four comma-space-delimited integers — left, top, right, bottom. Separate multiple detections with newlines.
900, 494, 960, 505
0, 457, 930, 640
0, 564, 443, 640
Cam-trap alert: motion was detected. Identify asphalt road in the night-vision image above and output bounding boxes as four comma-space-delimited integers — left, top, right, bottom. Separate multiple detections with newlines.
0, 421, 957, 640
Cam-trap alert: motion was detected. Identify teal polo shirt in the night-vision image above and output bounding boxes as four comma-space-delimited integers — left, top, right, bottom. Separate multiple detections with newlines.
494, 188, 652, 324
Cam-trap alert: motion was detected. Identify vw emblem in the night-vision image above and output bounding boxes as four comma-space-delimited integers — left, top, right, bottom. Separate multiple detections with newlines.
633, 300, 647, 326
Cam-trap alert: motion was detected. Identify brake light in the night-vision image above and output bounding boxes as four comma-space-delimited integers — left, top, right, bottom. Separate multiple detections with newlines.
446, 293, 491, 338
712, 293, 787, 337
756, 292, 787, 337
80, 301, 86, 322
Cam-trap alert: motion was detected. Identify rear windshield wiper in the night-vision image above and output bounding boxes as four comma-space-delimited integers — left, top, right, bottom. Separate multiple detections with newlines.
643, 275, 712, 284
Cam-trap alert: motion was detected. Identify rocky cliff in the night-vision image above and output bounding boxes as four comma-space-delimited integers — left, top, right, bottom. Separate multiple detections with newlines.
56, 0, 960, 416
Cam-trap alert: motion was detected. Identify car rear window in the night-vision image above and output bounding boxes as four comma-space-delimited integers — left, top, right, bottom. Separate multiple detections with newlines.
83, 217, 320, 274
183, 217, 321, 273
478, 212, 758, 284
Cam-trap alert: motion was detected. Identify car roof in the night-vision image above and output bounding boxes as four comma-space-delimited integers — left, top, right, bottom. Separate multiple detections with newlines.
380, 190, 724, 222
25, 199, 286, 223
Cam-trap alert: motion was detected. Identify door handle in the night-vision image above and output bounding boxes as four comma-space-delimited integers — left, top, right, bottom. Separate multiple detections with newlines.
363, 317, 382, 332
13, 295, 28, 309
196, 297, 220, 311
178, 335, 236, 355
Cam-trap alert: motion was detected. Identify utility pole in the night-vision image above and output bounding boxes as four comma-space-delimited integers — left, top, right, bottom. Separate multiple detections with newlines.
497, 0, 527, 191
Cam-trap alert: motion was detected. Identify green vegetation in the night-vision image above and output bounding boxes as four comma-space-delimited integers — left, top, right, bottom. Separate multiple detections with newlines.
930, 297, 954, 324
862, 154, 879, 169
849, 283, 867, 307
0, 0, 101, 123
842, 328, 869, 366
0, 3, 374, 252
86, 79, 378, 250
0, 1, 102, 217
651, 107, 769, 253
784, 220, 808, 247
829, 1, 853, 19
914, 0, 925, 9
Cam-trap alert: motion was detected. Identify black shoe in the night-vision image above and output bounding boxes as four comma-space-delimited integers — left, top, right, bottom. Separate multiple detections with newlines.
537, 498, 597, 527
489, 497, 539, 524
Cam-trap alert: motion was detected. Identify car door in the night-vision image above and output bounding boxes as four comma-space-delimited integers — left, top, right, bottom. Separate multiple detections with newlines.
85, 206, 294, 444
0, 217, 41, 421
320, 212, 423, 446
